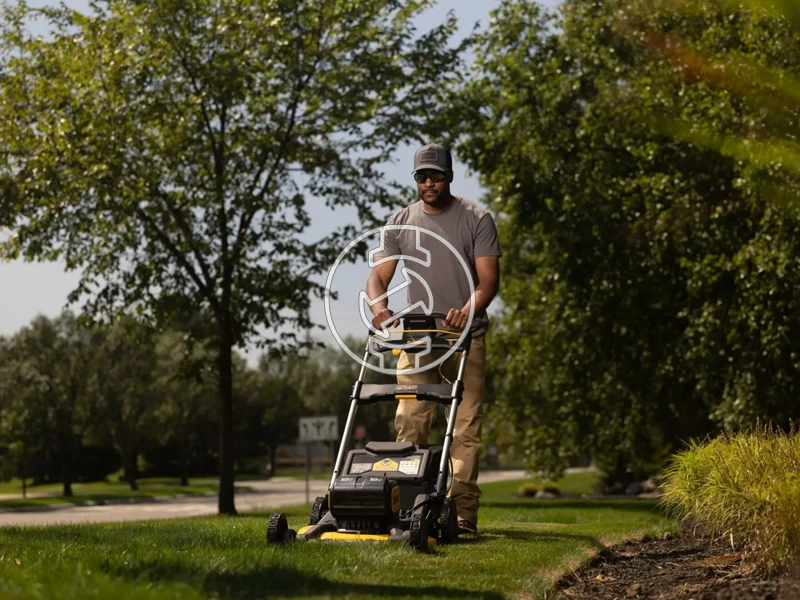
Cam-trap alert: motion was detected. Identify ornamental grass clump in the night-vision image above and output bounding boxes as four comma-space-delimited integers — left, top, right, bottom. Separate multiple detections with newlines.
659, 424, 800, 573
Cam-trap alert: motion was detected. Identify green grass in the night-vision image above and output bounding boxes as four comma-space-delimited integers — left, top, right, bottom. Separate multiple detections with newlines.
660, 423, 800, 573
0, 480, 257, 510
0, 474, 675, 599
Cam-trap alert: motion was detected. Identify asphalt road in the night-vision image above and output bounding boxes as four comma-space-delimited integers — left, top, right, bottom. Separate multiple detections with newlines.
0, 469, 530, 527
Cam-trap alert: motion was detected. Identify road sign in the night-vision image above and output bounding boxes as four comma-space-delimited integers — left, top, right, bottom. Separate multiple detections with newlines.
299, 416, 339, 443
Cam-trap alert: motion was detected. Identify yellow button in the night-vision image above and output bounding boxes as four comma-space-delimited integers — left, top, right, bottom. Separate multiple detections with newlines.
392, 348, 401, 356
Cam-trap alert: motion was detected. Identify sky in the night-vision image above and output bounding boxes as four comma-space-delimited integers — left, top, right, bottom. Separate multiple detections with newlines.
0, 0, 562, 363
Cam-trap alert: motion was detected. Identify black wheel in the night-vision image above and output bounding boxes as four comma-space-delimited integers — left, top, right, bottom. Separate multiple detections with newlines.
267, 513, 295, 545
439, 498, 459, 545
409, 511, 429, 552
309, 495, 328, 525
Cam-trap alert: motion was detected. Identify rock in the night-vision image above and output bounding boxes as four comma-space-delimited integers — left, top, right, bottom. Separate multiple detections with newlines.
625, 481, 643, 496
625, 582, 642, 597
641, 478, 658, 493
535, 489, 560, 499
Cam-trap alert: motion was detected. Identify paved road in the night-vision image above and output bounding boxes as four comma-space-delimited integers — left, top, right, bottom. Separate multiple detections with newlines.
0, 470, 530, 527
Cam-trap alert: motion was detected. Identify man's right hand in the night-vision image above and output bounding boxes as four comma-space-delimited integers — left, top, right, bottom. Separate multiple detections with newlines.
371, 308, 400, 331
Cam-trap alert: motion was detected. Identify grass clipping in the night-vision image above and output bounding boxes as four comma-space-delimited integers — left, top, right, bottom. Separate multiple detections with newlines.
659, 424, 800, 574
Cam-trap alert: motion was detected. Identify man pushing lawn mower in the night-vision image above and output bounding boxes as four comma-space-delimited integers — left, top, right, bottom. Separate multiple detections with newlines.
366, 142, 502, 536
265, 143, 501, 551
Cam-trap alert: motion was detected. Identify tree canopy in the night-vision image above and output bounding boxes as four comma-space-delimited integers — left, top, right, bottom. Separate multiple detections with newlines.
451, 0, 800, 488
0, 0, 462, 512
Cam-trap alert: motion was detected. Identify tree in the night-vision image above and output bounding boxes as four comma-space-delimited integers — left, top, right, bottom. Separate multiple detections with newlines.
450, 0, 800, 488
609, 0, 800, 432
0, 0, 463, 513
94, 320, 159, 490
255, 352, 308, 476
0, 335, 46, 497
0, 313, 103, 496
151, 330, 218, 486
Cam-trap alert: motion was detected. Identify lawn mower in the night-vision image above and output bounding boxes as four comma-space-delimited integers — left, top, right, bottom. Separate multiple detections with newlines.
266, 311, 472, 552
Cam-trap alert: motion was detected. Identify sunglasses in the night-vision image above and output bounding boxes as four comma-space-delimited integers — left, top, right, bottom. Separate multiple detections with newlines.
413, 170, 447, 183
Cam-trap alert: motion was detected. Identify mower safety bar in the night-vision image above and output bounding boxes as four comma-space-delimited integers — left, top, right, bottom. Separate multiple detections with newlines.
357, 383, 463, 405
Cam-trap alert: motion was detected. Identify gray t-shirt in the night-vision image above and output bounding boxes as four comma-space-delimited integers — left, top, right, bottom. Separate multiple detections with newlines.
376, 196, 502, 337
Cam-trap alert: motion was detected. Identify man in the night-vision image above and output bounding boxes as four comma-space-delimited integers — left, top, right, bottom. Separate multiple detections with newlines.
365, 142, 502, 535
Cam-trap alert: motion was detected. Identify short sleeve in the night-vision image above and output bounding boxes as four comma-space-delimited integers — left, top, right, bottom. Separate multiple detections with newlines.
373, 214, 402, 260
474, 214, 502, 257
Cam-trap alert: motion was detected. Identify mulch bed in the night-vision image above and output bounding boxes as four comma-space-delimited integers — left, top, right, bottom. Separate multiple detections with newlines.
554, 530, 800, 599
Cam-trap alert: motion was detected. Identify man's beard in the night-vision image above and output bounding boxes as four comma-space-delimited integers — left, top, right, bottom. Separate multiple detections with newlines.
420, 189, 444, 205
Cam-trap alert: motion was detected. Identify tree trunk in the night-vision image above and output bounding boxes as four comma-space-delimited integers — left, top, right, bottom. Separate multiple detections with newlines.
218, 313, 236, 515
125, 448, 139, 491
180, 460, 190, 487
270, 444, 278, 478
19, 458, 27, 499
603, 452, 633, 494
180, 429, 191, 487
62, 439, 74, 497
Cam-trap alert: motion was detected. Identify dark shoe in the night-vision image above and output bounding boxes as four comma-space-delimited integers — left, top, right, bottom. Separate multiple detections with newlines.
457, 519, 478, 535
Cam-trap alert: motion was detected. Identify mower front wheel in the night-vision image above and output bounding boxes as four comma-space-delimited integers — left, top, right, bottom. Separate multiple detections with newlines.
309, 495, 328, 525
267, 513, 296, 545
409, 511, 429, 552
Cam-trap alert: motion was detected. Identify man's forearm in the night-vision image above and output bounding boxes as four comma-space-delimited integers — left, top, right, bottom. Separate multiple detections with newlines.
365, 275, 390, 315
460, 281, 499, 317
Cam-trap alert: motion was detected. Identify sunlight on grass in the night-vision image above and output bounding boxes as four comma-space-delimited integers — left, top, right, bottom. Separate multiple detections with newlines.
0, 476, 674, 599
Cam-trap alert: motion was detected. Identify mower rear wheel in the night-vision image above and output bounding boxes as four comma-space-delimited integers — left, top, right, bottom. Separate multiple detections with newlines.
439, 498, 459, 545
267, 513, 296, 544
409, 511, 429, 552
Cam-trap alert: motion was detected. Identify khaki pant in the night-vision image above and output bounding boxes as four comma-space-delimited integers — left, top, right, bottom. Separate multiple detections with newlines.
394, 335, 486, 525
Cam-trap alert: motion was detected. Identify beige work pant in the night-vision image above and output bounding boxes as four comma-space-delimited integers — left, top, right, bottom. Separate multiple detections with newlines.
394, 335, 486, 525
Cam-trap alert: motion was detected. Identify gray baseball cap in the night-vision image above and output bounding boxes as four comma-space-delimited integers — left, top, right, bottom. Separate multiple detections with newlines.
412, 143, 453, 173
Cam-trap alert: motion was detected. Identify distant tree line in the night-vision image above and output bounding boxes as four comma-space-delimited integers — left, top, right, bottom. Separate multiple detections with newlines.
0, 311, 397, 497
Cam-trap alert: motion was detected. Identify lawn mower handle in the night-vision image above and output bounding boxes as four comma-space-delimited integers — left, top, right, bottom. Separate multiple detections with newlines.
367, 311, 473, 356
386, 311, 472, 331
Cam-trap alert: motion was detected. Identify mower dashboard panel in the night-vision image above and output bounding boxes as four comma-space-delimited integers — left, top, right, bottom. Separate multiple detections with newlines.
344, 445, 441, 482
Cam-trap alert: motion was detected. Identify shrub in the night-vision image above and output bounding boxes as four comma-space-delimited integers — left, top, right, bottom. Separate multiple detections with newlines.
660, 424, 800, 573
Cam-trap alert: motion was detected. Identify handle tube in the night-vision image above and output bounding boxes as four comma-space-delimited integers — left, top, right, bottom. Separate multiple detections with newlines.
329, 346, 371, 488
436, 350, 469, 494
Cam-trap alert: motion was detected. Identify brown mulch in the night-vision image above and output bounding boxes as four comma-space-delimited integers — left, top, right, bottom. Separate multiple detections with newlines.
553, 530, 800, 600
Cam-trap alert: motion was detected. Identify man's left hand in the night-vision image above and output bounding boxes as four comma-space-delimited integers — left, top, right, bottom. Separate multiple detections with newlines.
442, 308, 468, 330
